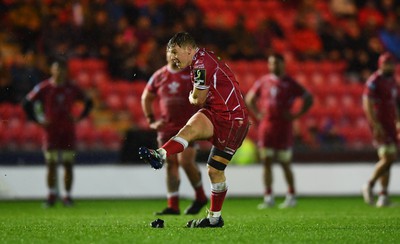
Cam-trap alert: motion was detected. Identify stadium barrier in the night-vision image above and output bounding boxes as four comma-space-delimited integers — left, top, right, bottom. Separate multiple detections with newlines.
1, 163, 399, 199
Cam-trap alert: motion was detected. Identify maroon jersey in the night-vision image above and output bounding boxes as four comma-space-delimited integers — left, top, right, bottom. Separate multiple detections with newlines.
249, 74, 306, 122
191, 48, 248, 121
146, 65, 197, 136
26, 78, 86, 149
364, 71, 399, 144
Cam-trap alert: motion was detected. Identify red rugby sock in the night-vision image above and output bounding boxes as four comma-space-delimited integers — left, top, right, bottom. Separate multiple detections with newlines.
167, 195, 179, 211
161, 139, 185, 157
195, 186, 207, 202
210, 189, 227, 212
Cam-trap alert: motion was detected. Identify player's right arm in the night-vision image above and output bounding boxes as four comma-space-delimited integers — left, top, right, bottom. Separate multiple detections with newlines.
22, 83, 47, 126
245, 90, 261, 121
141, 88, 164, 130
245, 81, 263, 121
141, 87, 156, 124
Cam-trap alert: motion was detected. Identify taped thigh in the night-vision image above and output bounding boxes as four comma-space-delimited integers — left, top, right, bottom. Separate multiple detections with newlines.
44, 150, 58, 163
277, 149, 293, 163
259, 148, 275, 160
207, 146, 232, 171
378, 144, 397, 158
61, 150, 75, 163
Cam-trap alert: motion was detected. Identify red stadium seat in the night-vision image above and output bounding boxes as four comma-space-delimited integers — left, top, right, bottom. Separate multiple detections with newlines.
129, 81, 147, 97
0, 103, 23, 120
341, 94, 364, 121
20, 122, 43, 150
92, 71, 110, 86
68, 59, 87, 78
75, 71, 92, 89
105, 93, 124, 111
2, 118, 25, 150
98, 128, 122, 150
76, 121, 97, 150
86, 59, 107, 73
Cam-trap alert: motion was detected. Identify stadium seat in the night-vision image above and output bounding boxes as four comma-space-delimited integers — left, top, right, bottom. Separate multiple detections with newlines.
341, 94, 364, 120
240, 73, 257, 94
294, 72, 311, 88
75, 71, 92, 89
0, 103, 11, 119
271, 38, 289, 53
68, 59, 86, 78
252, 60, 268, 76
3, 118, 24, 150
105, 93, 124, 111
76, 122, 97, 150
129, 81, 147, 97
92, 71, 110, 86
86, 59, 107, 73
98, 128, 122, 150
0, 122, 7, 149
20, 122, 43, 150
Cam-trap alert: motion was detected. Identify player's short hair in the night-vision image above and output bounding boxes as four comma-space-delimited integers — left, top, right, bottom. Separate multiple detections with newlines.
51, 56, 68, 69
167, 32, 197, 49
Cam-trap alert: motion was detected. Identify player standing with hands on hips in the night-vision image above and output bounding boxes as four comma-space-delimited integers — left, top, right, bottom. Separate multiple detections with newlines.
22, 57, 93, 207
139, 32, 249, 228
362, 52, 399, 207
245, 54, 313, 209
141, 47, 208, 215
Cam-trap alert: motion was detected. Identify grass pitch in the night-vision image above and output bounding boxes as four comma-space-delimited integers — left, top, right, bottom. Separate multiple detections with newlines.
1, 196, 400, 243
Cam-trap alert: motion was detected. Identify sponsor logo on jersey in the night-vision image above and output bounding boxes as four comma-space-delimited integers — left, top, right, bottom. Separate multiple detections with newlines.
217, 138, 226, 144
194, 69, 206, 86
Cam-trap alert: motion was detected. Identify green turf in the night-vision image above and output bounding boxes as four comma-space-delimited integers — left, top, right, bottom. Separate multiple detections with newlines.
1, 197, 400, 244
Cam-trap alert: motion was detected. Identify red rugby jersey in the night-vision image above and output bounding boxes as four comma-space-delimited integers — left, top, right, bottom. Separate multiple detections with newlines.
248, 74, 305, 122
364, 71, 399, 126
191, 48, 248, 121
27, 78, 86, 129
146, 65, 197, 133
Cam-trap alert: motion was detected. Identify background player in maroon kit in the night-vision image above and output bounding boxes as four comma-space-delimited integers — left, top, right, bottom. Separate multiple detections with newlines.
362, 52, 399, 207
22, 58, 93, 207
245, 54, 313, 209
139, 32, 249, 228
141, 48, 207, 215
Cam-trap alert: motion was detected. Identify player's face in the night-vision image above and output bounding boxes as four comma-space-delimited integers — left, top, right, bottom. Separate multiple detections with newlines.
268, 56, 284, 76
168, 44, 192, 69
51, 62, 68, 84
166, 49, 179, 69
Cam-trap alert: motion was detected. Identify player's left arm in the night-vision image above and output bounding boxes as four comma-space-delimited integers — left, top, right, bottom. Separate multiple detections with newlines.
290, 91, 313, 120
190, 67, 209, 106
77, 95, 93, 121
